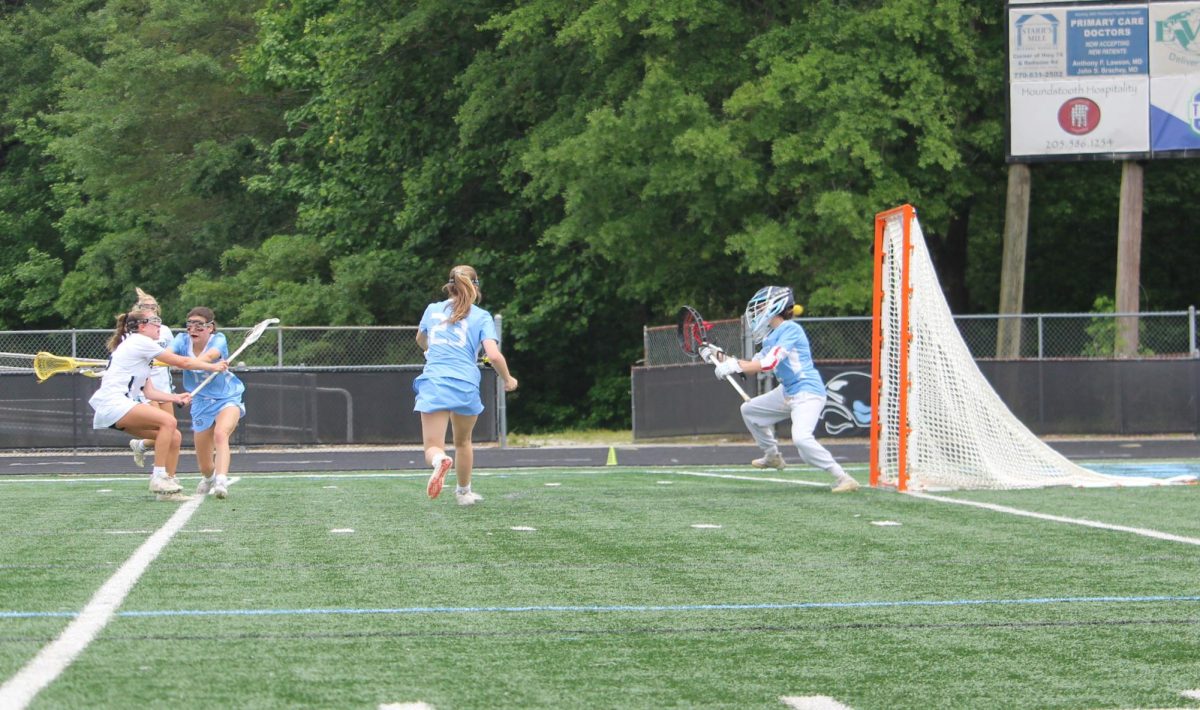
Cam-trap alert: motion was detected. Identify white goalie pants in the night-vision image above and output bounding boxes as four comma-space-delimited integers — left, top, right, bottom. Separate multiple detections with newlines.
740, 386, 847, 479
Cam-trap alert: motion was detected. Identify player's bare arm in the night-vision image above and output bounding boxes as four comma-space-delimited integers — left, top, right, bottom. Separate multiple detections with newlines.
482, 339, 517, 391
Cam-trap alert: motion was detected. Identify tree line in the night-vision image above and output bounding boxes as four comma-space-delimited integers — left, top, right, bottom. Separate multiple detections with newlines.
2, 0, 1198, 430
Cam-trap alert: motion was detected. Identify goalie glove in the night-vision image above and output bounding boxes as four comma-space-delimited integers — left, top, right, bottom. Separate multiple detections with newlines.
713, 356, 743, 380
698, 344, 724, 363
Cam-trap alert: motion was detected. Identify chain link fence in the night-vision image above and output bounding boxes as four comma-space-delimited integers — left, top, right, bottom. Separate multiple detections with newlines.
643, 309, 1199, 365
1, 309, 1197, 373
0, 323, 515, 449
0, 325, 424, 372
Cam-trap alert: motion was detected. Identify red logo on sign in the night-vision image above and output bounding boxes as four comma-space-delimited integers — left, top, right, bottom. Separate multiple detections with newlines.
1057, 97, 1101, 135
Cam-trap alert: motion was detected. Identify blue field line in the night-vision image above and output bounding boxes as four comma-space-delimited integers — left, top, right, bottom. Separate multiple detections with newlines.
1086, 462, 1200, 478
4, 594, 1199, 620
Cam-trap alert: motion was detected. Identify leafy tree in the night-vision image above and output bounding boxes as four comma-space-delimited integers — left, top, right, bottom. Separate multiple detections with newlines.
0, 0, 108, 328
2, 0, 1196, 432
42, 0, 294, 325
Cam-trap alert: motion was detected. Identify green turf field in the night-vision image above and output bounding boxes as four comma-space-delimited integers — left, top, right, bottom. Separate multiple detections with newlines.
2, 465, 1199, 709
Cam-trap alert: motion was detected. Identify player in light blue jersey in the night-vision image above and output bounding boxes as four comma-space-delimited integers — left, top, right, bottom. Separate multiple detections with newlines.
415, 265, 518, 505
710, 286, 859, 493
171, 307, 245, 499
91, 307, 225, 495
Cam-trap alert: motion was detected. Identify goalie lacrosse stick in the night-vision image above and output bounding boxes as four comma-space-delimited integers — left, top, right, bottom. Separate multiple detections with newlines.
188, 317, 279, 397
676, 306, 751, 402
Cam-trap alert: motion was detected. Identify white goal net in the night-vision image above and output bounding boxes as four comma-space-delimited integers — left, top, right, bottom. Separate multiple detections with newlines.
871, 205, 1162, 491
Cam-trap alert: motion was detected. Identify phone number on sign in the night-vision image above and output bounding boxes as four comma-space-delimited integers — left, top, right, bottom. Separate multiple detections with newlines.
1044, 137, 1116, 150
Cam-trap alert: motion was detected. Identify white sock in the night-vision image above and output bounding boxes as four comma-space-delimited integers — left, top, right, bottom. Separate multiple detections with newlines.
456, 485, 470, 495
152, 466, 167, 478
215, 474, 228, 484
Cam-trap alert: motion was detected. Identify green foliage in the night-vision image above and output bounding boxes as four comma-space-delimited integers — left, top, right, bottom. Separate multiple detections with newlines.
0, 0, 1196, 429
31, 0, 293, 325
1082, 296, 1156, 358
0, 248, 63, 324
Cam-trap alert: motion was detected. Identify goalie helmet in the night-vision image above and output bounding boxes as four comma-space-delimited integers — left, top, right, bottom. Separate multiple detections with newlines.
744, 285, 794, 343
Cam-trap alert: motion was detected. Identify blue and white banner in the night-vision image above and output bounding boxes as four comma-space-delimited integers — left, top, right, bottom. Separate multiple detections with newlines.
1064, 6, 1149, 76
1150, 74, 1200, 149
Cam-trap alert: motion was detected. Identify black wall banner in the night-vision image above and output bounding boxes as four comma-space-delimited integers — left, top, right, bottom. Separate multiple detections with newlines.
632, 359, 1200, 440
0, 369, 498, 448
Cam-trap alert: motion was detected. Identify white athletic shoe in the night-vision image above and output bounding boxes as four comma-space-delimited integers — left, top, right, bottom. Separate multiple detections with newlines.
212, 476, 229, 499
427, 454, 453, 500
196, 476, 215, 496
831, 477, 860, 494
149, 474, 182, 494
751, 452, 786, 470
129, 439, 146, 468
456, 490, 483, 506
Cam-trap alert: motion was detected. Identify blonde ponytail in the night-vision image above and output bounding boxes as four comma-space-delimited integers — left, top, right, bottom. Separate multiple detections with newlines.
442, 265, 480, 323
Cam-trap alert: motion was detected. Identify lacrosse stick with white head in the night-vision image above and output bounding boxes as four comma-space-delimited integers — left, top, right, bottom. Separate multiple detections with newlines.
188, 318, 279, 397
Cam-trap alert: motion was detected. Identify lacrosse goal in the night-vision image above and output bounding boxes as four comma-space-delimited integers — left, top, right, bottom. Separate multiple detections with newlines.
869, 205, 1132, 491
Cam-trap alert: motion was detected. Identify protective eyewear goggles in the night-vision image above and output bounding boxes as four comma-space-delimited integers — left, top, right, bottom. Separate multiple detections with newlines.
138, 316, 163, 326
185, 319, 214, 330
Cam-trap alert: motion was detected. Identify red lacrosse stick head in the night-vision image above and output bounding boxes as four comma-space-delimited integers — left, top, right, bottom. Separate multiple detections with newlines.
677, 306, 714, 357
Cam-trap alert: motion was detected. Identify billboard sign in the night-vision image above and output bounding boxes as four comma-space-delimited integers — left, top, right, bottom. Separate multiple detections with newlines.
1009, 1, 1200, 160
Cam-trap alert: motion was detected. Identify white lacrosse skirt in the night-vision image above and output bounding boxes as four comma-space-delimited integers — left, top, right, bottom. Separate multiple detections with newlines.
91, 397, 139, 430
89, 334, 161, 429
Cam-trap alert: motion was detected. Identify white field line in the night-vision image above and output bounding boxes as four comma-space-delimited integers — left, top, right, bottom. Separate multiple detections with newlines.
0, 472, 428, 484
0, 494, 206, 709
665, 471, 828, 487
670, 470, 1200, 548
7, 467, 1194, 547
0, 476, 148, 484
780, 696, 853, 710
906, 491, 1200, 546
0, 465, 871, 485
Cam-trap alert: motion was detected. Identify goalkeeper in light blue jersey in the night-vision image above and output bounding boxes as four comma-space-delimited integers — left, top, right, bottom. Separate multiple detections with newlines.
414, 265, 518, 506
171, 307, 245, 500
708, 286, 859, 493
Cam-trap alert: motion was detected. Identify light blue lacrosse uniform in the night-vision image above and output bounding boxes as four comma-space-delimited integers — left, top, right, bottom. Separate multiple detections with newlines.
413, 301, 496, 416
758, 320, 826, 396
740, 319, 849, 481
172, 332, 245, 432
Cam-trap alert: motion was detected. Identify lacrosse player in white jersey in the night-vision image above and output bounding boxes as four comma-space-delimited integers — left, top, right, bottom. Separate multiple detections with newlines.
414, 265, 518, 505
708, 286, 859, 493
127, 288, 176, 469
90, 308, 226, 494
171, 306, 245, 499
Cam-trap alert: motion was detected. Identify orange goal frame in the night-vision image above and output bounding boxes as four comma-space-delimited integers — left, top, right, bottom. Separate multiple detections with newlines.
869, 205, 915, 491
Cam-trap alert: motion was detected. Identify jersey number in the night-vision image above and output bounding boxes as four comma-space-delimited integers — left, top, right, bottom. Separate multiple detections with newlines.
428, 314, 468, 347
